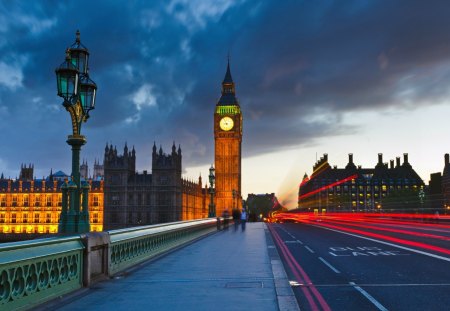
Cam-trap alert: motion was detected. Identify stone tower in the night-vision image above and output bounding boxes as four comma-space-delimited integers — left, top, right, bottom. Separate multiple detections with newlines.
214, 60, 243, 216
151, 142, 182, 223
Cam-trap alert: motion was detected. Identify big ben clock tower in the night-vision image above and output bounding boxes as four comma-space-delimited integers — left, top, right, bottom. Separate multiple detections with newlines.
214, 61, 242, 217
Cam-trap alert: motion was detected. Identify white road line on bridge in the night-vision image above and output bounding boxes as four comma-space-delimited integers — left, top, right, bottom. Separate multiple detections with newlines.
349, 282, 389, 311
304, 246, 315, 253
314, 225, 450, 263
297, 240, 303, 245
318, 257, 340, 273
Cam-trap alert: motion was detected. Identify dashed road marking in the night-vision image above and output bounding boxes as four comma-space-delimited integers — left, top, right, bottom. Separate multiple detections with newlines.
304, 246, 315, 253
349, 282, 388, 311
318, 257, 340, 273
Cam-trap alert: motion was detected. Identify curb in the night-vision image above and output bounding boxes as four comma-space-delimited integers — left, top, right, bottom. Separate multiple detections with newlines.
264, 223, 301, 311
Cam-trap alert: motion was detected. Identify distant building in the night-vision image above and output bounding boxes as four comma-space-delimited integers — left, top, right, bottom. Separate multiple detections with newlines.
80, 160, 88, 180
93, 159, 104, 180
0, 165, 103, 234
428, 153, 450, 211
103, 143, 210, 230
298, 153, 425, 212
442, 154, 450, 208
246, 193, 281, 220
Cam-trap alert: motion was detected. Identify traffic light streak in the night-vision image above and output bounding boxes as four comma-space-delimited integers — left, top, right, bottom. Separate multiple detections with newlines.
320, 219, 450, 241
298, 174, 358, 200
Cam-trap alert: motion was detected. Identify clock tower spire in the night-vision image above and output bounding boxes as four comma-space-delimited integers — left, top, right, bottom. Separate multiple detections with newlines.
214, 60, 243, 217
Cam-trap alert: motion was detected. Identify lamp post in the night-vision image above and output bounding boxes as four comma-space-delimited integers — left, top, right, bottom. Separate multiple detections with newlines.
55, 30, 97, 234
208, 165, 216, 217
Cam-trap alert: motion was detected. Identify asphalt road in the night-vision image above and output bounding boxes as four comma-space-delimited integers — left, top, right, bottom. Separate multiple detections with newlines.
269, 218, 450, 311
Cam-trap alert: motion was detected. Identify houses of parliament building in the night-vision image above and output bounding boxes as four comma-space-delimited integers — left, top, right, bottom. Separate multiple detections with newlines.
0, 165, 104, 234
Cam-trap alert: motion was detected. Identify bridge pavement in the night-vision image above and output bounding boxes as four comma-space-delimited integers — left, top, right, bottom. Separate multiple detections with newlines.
38, 222, 299, 311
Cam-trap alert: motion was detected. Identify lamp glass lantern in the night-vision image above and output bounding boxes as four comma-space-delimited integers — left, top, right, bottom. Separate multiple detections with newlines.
55, 51, 79, 103
69, 30, 89, 75
79, 74, 97, 113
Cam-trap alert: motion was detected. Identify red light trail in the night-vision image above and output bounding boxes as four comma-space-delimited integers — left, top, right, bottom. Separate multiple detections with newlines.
298, 174, 358, 200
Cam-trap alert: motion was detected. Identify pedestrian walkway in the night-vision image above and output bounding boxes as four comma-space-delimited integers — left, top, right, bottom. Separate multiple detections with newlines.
42, 223, 298, 311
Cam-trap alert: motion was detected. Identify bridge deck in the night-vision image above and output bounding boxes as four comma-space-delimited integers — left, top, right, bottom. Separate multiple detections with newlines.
39, 223, 297, 311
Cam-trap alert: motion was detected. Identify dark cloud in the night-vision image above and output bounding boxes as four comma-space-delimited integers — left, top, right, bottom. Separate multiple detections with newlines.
1, 0, 450, 178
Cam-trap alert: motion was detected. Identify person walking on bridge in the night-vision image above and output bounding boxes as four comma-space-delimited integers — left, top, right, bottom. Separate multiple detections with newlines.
232, 208, 241, 231
241, 209, 248, 231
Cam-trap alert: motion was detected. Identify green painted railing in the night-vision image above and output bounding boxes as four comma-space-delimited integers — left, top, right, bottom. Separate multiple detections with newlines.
0, 236, 84, 311
108, 219, 217, 275
0, 218, 219, 310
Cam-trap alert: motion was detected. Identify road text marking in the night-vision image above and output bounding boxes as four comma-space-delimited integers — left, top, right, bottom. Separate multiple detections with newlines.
329, 246, 409, 257
315, 225, 450, 263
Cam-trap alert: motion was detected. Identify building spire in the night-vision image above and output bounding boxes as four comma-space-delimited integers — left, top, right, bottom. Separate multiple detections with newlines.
223, 56, 233, 84
217, 57, 238, 106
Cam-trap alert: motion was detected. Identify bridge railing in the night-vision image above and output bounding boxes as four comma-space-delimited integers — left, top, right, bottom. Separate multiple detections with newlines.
0, 218, 218, 311
107, 219, 218, 275
0, 236, 84, 311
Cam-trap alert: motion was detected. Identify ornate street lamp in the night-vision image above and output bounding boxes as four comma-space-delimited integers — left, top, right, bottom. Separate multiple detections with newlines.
55, 30, 97, 233
208, 165, 216, 217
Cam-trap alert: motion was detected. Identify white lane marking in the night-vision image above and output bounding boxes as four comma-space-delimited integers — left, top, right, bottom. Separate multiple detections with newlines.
349, 282, 388, 311
314, 225, 450, 263
304, 246, 315, 253
297, 240, 304, 245
318, 257, 340, 273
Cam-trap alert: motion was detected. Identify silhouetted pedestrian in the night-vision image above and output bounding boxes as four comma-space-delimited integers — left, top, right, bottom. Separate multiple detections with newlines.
241, 209, 248, 231
232, 208, 241, 231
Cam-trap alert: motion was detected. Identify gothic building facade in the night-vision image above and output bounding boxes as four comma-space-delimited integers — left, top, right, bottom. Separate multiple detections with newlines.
298, 153, 425, 211
0, 165, 103, 234
103, 143, 210, 230
214, 61, 243, 217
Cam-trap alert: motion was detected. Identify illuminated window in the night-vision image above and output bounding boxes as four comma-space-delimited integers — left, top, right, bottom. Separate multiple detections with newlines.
382, 185, 387, 191
0, 214, 5, 223
93, 195, 99, 207
46, 196, 52, 207
12, 195, 17, 207
12, 213, 17, 223
34, 213, 40, 223
45, 213, 51, 223
58, 195, 62, 206
24, 195, 29, 207
93, 213, 98, 223
0, 196, 5, 207
23, 213, 28, 223
35, 196, 41, 207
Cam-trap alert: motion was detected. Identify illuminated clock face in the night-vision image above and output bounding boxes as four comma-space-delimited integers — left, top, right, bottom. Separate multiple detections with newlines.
219, 116, 234, 131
